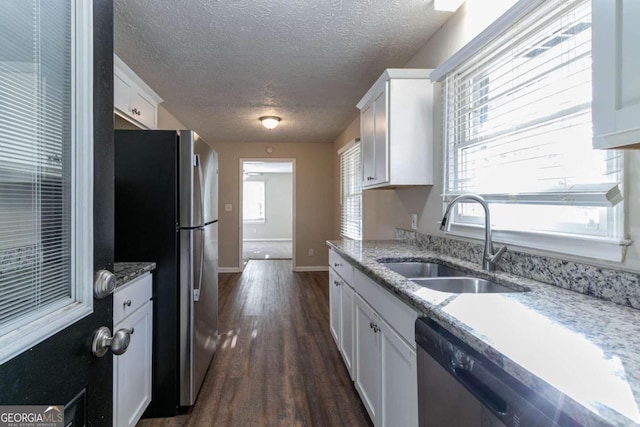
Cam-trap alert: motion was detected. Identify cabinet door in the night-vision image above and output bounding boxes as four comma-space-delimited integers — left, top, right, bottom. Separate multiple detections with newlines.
114, 70, 132, 115
354, 294, 381, 423
329, 269, 342, 346
361, 101, 376, 186
114, 301, 153, 427
339, 282, 355, 378
592, 0, 640, 148
132, 90, 157, 129
380, 320, 418, 427
373, 89, 388, 185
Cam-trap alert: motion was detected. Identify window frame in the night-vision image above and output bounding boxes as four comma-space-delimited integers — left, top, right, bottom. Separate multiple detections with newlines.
0, 0, 94, 365
433, 0, 629, 262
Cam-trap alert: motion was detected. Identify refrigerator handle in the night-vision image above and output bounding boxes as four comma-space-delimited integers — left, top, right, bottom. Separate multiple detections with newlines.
194, 154, 206, 225
194, 226, 205, 302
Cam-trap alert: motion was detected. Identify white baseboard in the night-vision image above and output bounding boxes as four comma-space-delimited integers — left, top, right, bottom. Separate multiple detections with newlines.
218, 267, 242, 273
243, 238, 292, 242
293, 266, 329, 272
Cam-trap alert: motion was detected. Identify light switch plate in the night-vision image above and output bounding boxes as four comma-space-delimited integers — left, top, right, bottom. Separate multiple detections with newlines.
411, 214, 418, 230
224, 203, 232, 212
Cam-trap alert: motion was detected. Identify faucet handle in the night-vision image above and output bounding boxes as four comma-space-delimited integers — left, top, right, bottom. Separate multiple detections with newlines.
489, 246, 507, 263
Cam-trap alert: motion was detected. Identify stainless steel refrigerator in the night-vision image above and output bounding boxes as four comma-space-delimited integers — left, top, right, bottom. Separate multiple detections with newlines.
114, 129, 218, 417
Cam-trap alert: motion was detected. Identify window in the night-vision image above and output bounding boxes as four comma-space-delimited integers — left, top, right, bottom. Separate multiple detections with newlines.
243, 181, 266, 223
339, 140, 362, 240
0, 0, 94, 364
435, 0, 626, 261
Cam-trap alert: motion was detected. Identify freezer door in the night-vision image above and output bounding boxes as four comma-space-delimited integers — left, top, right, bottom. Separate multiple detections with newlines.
179, 222, 218, 406
178, 130, 218, 228
197, 141, 218, 224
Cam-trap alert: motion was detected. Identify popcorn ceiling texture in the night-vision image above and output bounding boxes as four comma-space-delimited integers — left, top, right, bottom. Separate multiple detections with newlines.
114, 0, 451, 142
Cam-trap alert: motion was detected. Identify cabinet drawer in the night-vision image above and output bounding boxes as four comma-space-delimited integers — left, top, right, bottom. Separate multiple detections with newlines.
329, 249, 354, 284
114, 273, 152, 323
353, 269, 417, 346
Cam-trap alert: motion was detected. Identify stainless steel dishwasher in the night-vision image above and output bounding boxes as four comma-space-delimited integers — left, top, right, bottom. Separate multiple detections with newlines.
415, 318, 577, 427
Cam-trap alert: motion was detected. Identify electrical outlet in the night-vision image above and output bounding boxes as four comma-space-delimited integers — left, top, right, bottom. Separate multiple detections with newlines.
411, 214, 418, 230
224, 203, 232, 212
308, 248, 314, 256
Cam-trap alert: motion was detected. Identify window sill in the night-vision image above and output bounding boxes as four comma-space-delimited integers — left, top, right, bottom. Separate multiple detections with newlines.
243, 219, 266, 224
447, 223, 631, 263
0, 300, 92, 365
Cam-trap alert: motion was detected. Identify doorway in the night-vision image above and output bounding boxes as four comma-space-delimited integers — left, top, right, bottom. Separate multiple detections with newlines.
240, 159, 295, 269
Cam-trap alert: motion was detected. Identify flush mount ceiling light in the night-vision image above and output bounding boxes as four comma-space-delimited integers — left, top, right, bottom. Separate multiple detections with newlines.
433, 0, 465, 12
259, 116, 281, 130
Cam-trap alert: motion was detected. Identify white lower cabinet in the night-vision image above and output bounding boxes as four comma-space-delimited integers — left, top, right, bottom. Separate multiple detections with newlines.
113, 273, 153, 427
379, 319, 418, 427
328, 249, 418, 427
339, 282, 355, 377
329, 268, 342, 345
330, 265, 356, 379
354, 294, 418, 427
354, 294, 381, 422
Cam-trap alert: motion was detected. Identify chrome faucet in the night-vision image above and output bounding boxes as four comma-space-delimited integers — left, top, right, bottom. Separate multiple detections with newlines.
440, 194, 507, 271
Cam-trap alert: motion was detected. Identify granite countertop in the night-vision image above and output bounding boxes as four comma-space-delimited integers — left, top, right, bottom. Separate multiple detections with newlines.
114, 262, 156, 287
328, 239, 640, 427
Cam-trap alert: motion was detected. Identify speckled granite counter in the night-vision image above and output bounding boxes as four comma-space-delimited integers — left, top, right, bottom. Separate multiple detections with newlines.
114, 262, 156, 287
328, 239, 640, 427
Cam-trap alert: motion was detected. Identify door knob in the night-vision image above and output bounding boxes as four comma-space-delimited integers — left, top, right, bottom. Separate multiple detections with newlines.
94, 269, 116, 299
91, 327, 132, 357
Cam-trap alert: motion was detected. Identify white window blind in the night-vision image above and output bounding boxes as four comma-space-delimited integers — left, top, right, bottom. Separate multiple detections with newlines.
340, 140, 362, 240
0, 0, 94, 363
440, 0, 625, 257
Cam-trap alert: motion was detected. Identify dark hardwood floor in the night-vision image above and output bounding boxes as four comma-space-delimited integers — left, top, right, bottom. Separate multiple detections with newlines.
138, 260, 372, 427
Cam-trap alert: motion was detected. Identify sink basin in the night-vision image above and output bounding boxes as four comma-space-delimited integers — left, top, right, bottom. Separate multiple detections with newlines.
382, 261, 466, 278
411, 277, 520, 294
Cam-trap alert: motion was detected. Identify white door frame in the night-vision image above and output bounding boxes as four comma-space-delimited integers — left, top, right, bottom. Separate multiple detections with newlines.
239, 158, 296, 271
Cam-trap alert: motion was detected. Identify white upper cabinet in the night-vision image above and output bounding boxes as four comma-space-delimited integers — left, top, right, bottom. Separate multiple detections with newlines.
114, 54, 163, 130
592, 0, 640, 149
357, 69, 434, 189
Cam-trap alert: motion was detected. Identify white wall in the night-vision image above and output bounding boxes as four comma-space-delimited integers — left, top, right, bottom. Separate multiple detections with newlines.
364, 0, 640, 273
243, 172, 293, 240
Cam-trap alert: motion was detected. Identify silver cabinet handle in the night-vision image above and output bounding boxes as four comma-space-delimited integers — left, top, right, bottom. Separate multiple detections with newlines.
123, 299, 132, 307
94, 269, 116, 299
92, 327, 132, 357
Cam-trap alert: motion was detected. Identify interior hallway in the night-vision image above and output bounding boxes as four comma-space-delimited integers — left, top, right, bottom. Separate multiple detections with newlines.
138, 260, 371, 426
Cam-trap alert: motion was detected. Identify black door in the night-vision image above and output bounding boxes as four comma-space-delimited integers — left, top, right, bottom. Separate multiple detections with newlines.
0, 2, 114, 425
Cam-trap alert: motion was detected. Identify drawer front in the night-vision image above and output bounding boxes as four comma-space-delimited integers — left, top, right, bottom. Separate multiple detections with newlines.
114, 273, 152, 323
329, 249, 354, 284
353, 269, 417, 346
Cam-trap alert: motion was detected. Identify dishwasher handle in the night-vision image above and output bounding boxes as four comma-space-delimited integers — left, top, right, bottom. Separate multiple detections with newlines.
450, 358, 508, 417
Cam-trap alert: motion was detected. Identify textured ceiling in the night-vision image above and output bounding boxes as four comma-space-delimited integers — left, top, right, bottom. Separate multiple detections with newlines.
114, 0, 452, 143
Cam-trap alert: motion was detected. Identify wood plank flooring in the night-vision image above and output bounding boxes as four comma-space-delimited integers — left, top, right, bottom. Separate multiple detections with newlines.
137, 260, 372, 427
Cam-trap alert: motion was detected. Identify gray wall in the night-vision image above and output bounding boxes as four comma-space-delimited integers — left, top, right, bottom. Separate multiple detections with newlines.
243, 172, 293, 240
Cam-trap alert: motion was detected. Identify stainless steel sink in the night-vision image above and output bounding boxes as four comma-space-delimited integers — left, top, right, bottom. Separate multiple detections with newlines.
381, 260, 525, 294
411, 277, 519, 294
382, 262, 466, 278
